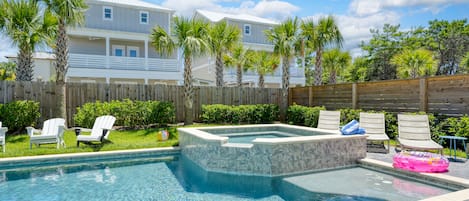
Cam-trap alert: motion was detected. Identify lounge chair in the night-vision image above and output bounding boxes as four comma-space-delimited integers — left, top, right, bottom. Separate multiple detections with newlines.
397, 114, 443, 154
317, 110, 341, 131
76, 115, 116, 147
0, 122, 7, 152
27, 118, 66, 149
360, 112, 390, 153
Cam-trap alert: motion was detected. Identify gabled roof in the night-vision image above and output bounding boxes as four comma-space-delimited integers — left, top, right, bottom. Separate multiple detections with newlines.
89, 0, 174, 13
195, 9, 279, 25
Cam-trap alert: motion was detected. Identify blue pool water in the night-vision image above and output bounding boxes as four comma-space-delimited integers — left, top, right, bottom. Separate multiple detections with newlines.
227, 133, 290, 143
0, 154, 454, 201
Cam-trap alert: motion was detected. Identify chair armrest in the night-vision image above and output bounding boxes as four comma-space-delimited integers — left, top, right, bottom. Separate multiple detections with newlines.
100, 128, 111, 141
26, 127, 37, 137
0, 127, 7, 137
57, 125, 66, 138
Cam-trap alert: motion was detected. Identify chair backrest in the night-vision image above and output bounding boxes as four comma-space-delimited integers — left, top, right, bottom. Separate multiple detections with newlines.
41, 118, 66, 136
398, 114, 431, 140
317, 110, 341, 130
91, 115, 116, 140
359, 112, 385, 135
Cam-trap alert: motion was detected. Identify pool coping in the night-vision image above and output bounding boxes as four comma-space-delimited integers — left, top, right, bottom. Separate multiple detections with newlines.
359, 158, 469, 201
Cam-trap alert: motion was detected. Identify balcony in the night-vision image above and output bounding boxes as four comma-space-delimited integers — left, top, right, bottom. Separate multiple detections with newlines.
224, 67, 304, 78
69, 54, 179, 72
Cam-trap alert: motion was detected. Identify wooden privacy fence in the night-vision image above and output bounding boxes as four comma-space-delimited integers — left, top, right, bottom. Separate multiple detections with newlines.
289, 74, 469, 116
0, 81, 282, 125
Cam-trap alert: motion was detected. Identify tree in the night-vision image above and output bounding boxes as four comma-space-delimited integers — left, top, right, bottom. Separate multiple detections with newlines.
0, 62, 16, 80
344, 57, 369, 83
0, 0, 55, 81
207, 21, 240, 87
361, 24, 403, 80
223, 43, 254, 87
266, 17, 300, 121
305, 16, 343, 86
253, 51, 279, 88
322, 49, 350, 84
426, 19, 469, 75
390, 49, 437, 79
42, 0, 87, 120
151, 16, 209, 125
460, 52, 469, 74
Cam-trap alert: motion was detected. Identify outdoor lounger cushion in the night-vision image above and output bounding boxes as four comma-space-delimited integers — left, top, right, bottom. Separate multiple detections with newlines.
360, 112, 390, 153
397, 114, 443, 153
317, 110, 341, 131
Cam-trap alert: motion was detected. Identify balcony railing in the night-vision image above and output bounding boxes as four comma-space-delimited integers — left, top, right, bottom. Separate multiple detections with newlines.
224, 67, 304, 78
69, 54, 179, 72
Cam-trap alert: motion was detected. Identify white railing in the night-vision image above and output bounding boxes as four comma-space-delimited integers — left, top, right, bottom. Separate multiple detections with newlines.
224, 67, 304, 78
69, 54, 179, 72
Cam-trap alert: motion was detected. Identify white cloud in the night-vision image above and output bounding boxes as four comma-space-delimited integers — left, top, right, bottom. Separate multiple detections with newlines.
349, 0, 469, 16
159, 0, 299, 21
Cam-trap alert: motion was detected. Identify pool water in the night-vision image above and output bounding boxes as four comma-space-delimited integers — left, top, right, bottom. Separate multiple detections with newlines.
0, 155, 454, 201
219, 131, 299, 144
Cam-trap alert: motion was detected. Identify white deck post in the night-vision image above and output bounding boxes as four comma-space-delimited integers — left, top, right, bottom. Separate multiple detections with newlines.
144, 39, 149, 70
105, 37, 110, 69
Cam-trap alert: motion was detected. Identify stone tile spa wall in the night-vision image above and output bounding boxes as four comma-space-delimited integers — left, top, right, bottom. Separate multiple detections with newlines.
178, 125, 367, 176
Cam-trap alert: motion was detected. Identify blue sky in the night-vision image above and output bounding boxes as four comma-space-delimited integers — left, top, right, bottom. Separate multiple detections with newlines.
1, 0, 468, 61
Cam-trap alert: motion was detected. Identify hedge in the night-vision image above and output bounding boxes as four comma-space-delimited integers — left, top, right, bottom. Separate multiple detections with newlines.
74, 99, 175, 128
201, 104, 279, 124
0, 100, 40, 133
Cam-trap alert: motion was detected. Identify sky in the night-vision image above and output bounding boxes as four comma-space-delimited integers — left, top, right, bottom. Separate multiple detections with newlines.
1, 0, 469, 62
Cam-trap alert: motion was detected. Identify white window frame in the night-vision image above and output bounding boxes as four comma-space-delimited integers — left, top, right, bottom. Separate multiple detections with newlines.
127, 46, 140, 57
103, 6, 113, 21
140, 11, 149, 24
244, 24, 251, 36
112, 45, 125, 56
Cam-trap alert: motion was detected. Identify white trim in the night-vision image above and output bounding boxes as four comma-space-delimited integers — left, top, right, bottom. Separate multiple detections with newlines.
68, 28, 150, 41
127, 46, 139, 57
112, 45, 125, 56
103, 6, 113, 21
243, 24, 251, 36
80, 79, 97, 83
139, 11, 149, 24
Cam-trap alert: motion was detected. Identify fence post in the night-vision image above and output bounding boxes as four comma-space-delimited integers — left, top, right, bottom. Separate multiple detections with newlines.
419, 78, 428, 112
308, 87, 313, 106
352, 83, 358, 109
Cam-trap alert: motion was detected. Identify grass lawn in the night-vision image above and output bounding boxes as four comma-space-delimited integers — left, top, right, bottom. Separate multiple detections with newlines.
1, 127, 178, 158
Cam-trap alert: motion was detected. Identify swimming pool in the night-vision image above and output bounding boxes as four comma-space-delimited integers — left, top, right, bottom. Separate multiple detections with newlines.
0, 153, 458, 201
219, 131, 299, 144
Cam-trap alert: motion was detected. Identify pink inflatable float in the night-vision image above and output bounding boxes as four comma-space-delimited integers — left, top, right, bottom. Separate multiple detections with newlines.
393, 151, 449, 173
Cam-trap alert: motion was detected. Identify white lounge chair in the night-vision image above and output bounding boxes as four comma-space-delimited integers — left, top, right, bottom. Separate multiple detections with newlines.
0, 122, 8, 152
76, 115, 116, 147
317, 110, 341, 131
27, 118, 66, 149
360, 112, 390, 153
398, 114, 443, 154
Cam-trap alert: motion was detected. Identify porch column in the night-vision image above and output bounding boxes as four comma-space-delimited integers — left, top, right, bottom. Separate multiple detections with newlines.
144, 39, 149, 70
105, 36, 110, 69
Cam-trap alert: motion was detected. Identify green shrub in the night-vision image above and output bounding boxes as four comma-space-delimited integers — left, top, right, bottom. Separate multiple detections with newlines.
339, 108, 363, 125
443, 115, 469, 138
286, 104, 325, 127
200, 104, 279, 124
74, 99, 175, 128
0, 100, 40, 133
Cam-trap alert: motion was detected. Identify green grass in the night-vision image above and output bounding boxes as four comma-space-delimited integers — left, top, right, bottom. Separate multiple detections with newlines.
1, 127, 178, 158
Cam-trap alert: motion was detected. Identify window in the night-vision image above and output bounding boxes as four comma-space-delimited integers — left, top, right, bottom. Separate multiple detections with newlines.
140, 11, 149, 24
103, 6, 113, 20
115, 49, 123, 56
112, 45, 125, 56
244, 24, 251, 35
127, 46, 139, 57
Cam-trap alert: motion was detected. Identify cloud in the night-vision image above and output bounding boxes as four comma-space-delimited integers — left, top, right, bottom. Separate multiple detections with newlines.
159, 0, 299, 21
349, 0, 469, 16
0, 36, 16, 62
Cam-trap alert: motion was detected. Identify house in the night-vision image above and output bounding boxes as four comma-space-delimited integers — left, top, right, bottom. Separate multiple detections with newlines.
7, 0, 181, 84
193, 9, 305, 88
5, 52, 55, 82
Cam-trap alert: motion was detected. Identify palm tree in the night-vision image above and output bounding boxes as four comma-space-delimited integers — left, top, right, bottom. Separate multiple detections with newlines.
151, 16, 209, 125
253, 51, 279, 88
304, 16, 343, 86
0, 0, 55, 81
223, 43, 254, 87
207, 21, 240, 87
42, 0, 87, 120
391, 49, 437, 79
266, 17, 300, 121
322, 49, 351, 84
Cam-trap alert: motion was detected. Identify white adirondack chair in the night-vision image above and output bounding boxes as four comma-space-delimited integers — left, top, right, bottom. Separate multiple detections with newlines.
76, 115, 116, 147
317, 110, 341, 131
27, 118, 66, 149
0, 122, 8, 152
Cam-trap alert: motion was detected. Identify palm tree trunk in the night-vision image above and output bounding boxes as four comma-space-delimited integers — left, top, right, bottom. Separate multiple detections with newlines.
55, 19, 68, 123
237, 64, 242, 87
281, 56, 290, 122
215, 53, 224, 87
314, 48, 323, 86
329, 70, 337, 84
258, 74, 265, 88
16, 45, 33, 81
184, 55, 194, 125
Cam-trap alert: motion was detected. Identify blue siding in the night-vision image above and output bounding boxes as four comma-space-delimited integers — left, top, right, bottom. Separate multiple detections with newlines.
84, 3, 170, 33
229, 20, 273, 45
